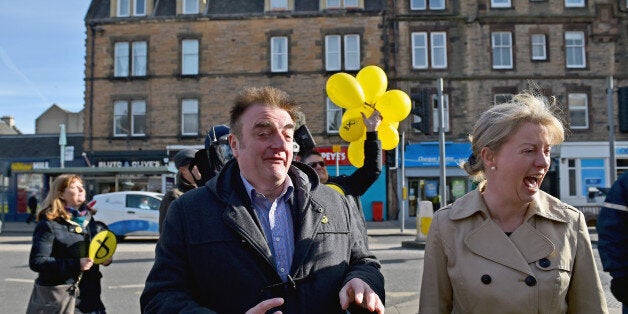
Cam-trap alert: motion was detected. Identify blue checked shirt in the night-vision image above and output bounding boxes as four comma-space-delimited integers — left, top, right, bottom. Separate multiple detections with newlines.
241, 175, 295, 282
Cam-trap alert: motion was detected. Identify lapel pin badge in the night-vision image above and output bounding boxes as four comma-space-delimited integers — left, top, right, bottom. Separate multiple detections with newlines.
321, 216, 329, 224
75, 226, 83, 234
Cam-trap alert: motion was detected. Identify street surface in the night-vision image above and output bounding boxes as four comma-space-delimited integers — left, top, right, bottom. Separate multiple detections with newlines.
0, 228, 622, 313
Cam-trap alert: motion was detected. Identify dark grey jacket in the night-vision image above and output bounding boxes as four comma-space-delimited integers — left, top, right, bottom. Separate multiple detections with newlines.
140, 160, 384, 313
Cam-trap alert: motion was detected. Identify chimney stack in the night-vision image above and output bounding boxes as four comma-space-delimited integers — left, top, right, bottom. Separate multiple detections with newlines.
1, 115, 15, 128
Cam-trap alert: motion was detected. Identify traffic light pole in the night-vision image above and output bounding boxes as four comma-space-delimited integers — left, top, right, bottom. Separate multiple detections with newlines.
400, 131, 406, 232
607, 76, 616, 183
437, 78, 447, 206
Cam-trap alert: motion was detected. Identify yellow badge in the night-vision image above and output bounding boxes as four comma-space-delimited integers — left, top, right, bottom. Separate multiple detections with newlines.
321, 216, 329, 224
89, 230, 118, 264
74, 226, 83, 234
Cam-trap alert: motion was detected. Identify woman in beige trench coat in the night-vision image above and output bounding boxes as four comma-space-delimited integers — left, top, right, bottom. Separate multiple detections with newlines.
419, 91, 608, 314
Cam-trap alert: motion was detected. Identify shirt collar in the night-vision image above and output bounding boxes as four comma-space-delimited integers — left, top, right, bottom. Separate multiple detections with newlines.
240, 174, 294, 201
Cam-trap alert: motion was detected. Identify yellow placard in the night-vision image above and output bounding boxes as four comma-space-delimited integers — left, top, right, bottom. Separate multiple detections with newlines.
89, 230, 117, 264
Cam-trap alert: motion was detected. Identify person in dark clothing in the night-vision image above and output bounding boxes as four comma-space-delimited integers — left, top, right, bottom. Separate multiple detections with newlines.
28, 174, 111, 314
302, 109, 382, 245
597, 171, 628, 313
26, 193, 38, 224
158, 149, 199, 234
193, 125, 233, 186
141, 86, 384, 313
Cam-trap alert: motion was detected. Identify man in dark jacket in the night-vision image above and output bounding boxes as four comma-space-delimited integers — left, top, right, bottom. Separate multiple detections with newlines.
302, 110, 382, 246
141, 86, 385, 313
597, 171, 628, 311
158, 149, 199, 234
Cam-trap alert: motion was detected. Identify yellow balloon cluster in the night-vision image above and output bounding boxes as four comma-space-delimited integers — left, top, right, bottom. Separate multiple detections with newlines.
326, 65, 410, 167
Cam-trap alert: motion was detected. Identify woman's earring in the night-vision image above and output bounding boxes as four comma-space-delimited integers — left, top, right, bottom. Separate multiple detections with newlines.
490, 166, 496, 170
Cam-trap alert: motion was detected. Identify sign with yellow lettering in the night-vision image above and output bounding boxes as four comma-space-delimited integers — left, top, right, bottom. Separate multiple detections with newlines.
89, 230, 117, 264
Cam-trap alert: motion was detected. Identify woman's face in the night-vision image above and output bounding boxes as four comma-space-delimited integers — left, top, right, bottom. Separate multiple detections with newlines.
60, 178, 86, 208
485, 122, 552, 204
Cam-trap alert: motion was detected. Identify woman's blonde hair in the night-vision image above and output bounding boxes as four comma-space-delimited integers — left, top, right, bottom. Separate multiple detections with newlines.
461, 90, 565, 182
37, 174, 83, 222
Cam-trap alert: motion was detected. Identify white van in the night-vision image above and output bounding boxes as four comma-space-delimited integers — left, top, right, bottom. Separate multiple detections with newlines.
88, 191, 163, 239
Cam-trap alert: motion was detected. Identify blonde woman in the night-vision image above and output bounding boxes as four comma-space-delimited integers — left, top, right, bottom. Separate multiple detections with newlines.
28, 174, 111, 314
419, 91, 608, 313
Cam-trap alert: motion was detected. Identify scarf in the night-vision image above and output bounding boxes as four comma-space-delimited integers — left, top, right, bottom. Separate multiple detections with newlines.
65, 205, 88, 226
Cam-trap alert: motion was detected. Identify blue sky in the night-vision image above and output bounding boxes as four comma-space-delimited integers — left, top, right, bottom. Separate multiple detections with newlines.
0, 1, 91, 134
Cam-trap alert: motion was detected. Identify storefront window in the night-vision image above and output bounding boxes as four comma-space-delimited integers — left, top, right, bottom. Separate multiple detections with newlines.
16, 173, 44, 214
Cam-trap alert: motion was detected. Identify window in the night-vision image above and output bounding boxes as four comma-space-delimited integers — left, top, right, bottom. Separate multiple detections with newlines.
565, 0, 585, 7
270, 0, 288, 10
325, 34, 361, 71
182, 39, 199, 75
181, 99, 199, 135
492, 32, 513, 69
114, 100, 146, 137
411, 32, 447, 69
411, 0, 445, 10
271, 36, 288, 73
326, 0, 359, 8
531, 34, 547, 61
494, 93, 513, 104
565, 31, 586, 68
118, 0, 130, 16
117, 0, 146, 17
114, 41, 147, 77
326, 98, 343, 133
491, 0, 511, 8
568, 93, 588, 129
183, 0, 199, 14
431, 94, 449, 132
134, 0, 146, 15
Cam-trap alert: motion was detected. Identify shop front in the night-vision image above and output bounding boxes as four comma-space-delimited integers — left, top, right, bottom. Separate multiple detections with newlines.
401, 142, 473, 217
313, 146, 388, 221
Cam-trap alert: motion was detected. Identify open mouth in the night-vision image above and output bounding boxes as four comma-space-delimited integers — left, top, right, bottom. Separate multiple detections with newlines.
524, 174, 543, 190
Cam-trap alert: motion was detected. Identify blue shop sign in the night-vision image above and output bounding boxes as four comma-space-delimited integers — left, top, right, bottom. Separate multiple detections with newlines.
404, 142, 472, 167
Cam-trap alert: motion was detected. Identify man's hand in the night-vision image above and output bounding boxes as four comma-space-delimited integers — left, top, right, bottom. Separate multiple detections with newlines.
339, 278, 385, 313
362, 110, 382, 132
245, 297, 284, 314
80, 257, 94, 271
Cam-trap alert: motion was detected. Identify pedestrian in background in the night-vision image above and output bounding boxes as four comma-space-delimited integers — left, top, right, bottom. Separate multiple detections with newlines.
28, 174, 111, 314
26, 193, 38, 224
302, 109, 382, 247
597, 171, 628, 313
419, 91, 608, 313
158, 148, 199, 234
141, 86, 385, 313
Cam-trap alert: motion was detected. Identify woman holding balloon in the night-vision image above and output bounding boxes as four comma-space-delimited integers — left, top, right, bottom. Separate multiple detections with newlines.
28, 174, 112, 314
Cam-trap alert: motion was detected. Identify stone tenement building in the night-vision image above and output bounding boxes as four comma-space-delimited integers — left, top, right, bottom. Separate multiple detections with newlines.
84, 0, 627, 209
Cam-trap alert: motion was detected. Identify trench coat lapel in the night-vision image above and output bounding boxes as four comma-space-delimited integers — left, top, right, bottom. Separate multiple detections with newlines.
509, 221, 555, 263
465, 219, 535, 275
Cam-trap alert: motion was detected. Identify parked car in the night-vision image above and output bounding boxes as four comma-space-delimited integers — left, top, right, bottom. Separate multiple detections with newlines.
88, 191, 163, 240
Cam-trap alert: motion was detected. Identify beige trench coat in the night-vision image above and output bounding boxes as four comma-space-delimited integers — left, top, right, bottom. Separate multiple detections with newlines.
419, 189, 608, 314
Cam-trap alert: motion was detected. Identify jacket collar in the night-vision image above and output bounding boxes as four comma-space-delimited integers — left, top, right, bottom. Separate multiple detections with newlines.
448, 188, 570, 274
448, 188, 571, 224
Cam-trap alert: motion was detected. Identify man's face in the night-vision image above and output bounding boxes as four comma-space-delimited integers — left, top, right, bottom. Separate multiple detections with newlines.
303, 155, 329, 184
229, 104, 295, 190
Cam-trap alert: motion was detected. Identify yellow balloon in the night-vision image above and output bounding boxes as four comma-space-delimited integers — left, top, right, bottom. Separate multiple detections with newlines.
348, 140, 365, 168
89, 230, 117, 264
356, 65, 387, 105
326, 73, 365, 109
339, 108, 366, 142
374, 90, 411, 122
378, 122, 400, 150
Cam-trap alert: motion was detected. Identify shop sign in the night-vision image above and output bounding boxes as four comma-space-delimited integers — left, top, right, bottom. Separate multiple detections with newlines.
315, 146, 351, 166
97, 160, 162, 168
616, 146, 628, 156
404, 142, 472, 167
11, 162, 49, 171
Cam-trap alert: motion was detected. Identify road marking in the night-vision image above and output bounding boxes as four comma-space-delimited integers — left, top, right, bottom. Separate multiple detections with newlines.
386, 291, 418, 298
107, 284, 145, 289
5, 278, 34, 283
